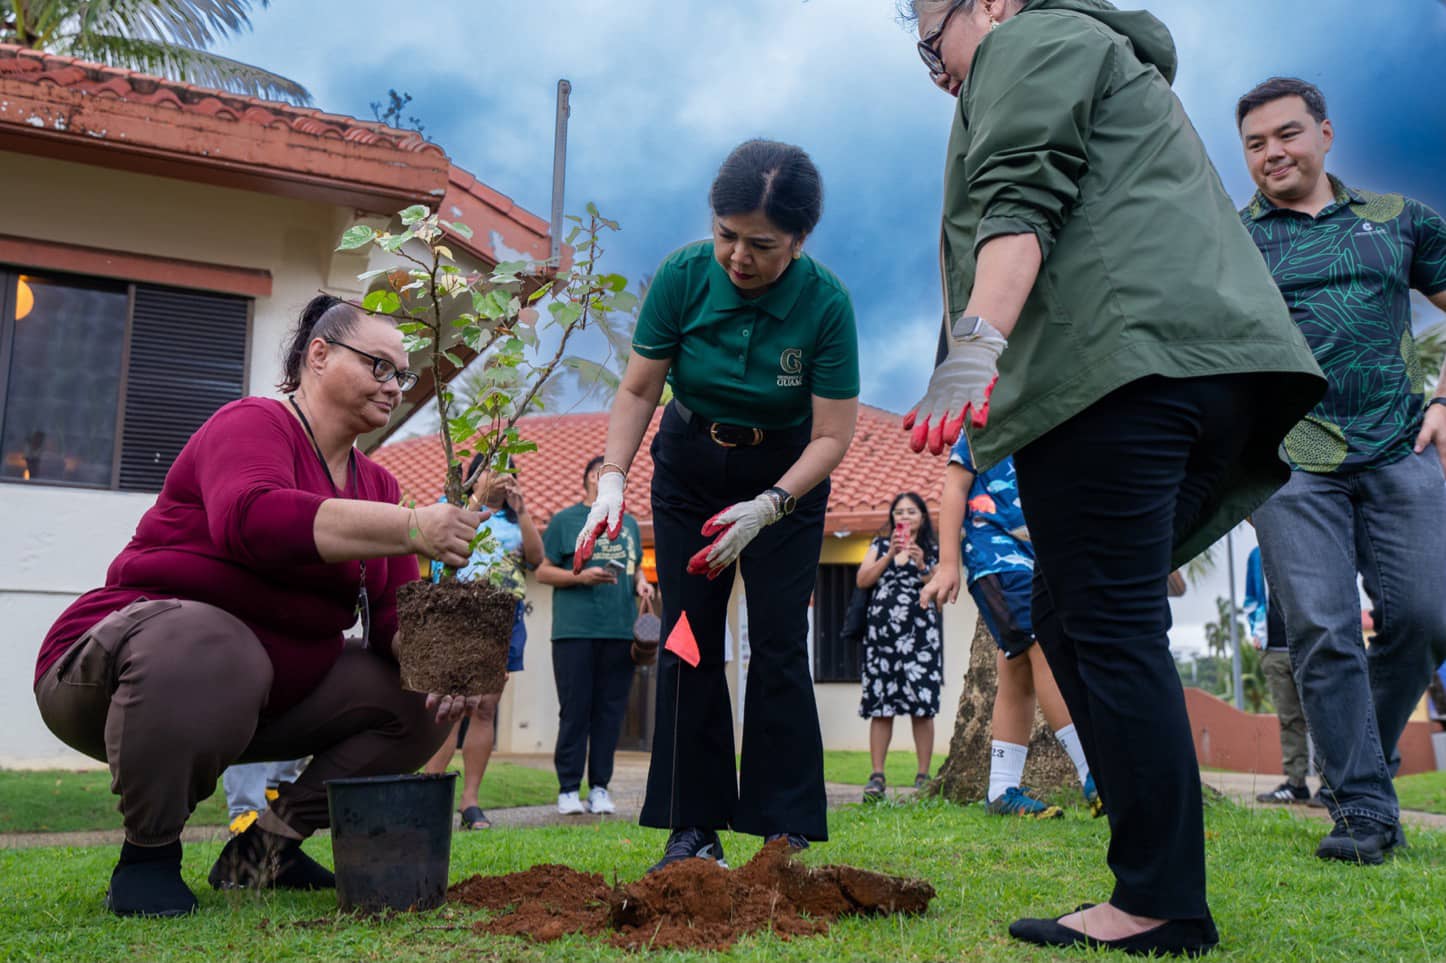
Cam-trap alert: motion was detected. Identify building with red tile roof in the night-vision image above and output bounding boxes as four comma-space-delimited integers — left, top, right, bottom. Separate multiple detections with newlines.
0, 41, 563, 767
372, 403, 948, 542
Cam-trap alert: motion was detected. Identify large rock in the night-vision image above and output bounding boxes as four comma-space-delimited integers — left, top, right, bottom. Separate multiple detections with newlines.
932, 616, 1078, 804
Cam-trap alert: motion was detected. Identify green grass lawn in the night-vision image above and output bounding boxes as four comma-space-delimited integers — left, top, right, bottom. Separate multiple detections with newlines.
0, 762, 557, 835
819, 750, 948, 789
3, 799, 1442, 963
1395, 770, 1446, 816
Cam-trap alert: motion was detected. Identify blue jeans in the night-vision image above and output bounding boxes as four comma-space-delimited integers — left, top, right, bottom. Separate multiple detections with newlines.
1254, 450, 1446, 826
221, 758, 307, 819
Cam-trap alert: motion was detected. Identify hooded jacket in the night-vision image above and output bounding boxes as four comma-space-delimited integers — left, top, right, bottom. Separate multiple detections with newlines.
941, 0, 1324, 565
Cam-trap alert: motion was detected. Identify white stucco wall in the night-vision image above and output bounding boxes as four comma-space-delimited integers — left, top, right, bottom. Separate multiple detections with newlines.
0, 150, 366, 768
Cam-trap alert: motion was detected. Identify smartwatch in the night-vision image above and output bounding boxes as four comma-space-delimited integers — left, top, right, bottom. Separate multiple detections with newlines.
764, 486, 797, 516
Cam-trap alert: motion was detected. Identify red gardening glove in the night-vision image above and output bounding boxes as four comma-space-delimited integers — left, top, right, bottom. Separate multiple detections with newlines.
573, 471, 626, 574
686, 494, 782, 580
902, 375, 997, 455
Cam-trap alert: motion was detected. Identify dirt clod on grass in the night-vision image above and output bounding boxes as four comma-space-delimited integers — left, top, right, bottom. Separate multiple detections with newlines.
448, 839, 935, 952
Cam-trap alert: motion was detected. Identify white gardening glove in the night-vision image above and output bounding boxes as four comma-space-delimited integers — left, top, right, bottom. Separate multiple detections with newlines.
686, 493, 784, 580
903, 314, 1007, 455
573, 470, 626, 573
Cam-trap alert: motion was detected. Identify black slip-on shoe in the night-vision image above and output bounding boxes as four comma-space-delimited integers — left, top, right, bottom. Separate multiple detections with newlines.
1009, 909, 1219, 958
106, 843, 197, 918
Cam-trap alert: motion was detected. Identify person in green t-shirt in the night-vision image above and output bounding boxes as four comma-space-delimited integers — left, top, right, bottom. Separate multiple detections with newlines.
571, 139, 860, 874
537, 456, 651, 818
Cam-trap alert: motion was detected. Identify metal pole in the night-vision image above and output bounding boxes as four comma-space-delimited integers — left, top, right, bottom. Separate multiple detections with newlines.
1226, 529, 1244, 709
549, 79, 571, 266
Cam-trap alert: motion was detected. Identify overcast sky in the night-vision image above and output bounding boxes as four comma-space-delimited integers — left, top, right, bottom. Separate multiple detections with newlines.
217, 0, 1442, 654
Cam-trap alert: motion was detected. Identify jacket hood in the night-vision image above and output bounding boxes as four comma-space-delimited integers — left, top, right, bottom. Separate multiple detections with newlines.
1021, 0, 1178, 84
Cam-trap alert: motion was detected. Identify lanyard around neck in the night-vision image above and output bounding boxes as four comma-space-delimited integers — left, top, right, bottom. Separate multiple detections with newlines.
289, 395, 369, 642
289, 395, 355, 497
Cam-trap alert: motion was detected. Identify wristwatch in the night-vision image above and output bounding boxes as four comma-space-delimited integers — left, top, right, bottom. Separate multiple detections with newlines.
764, 486, 797, 516
1427, 397, 1446, 414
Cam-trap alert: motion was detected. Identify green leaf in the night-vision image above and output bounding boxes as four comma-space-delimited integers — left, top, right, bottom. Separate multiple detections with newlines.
402, 334, 431, 353
586, 201, 600, 217
550, 301, 585, 327
443, 350, 466, 368
609, 291, 639, 314
363, 290, 401, 314
528, 286, 551, 303
399, 204, 430, 226
398, 321, 429, 335
445, 221, 475, 240
380, 231, 414, 253
337, 225, 376, 251
601, 273, 628, 293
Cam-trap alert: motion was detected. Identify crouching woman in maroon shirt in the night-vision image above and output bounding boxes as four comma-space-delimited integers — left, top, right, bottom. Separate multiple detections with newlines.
33, 296, 486, 918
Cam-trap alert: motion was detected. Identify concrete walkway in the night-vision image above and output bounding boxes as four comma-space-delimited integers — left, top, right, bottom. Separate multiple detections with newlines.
5, 755, 1441, 850
1199, 770, 1446, 830
0, 751, 881, 851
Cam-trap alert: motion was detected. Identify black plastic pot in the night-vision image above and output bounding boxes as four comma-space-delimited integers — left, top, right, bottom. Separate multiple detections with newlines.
326, 772, 457, 913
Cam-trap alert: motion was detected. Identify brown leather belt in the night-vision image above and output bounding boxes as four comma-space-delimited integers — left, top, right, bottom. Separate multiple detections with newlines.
671, 399, 765, 447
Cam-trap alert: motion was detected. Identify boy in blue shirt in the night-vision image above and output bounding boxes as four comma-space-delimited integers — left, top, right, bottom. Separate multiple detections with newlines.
922, 437, 1098, 817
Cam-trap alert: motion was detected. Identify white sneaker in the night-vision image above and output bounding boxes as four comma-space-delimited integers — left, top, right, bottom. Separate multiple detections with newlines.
557, 790, 586, 815
587, 786, 616, 814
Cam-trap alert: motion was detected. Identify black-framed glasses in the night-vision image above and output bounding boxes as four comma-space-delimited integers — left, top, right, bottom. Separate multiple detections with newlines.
917, 0, 966, 76
325, 338, 419, 390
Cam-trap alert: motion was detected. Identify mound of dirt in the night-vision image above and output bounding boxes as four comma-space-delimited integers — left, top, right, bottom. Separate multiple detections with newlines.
448, 839, 935, 952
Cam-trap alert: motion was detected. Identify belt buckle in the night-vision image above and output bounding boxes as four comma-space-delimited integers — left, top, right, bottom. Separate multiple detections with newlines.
708, 423, 764, 447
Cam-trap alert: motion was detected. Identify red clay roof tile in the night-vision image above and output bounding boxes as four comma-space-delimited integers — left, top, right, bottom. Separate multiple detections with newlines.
372, 405, 946, 542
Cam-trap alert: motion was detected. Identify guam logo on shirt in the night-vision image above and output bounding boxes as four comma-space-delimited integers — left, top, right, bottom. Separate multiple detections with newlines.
777, 348, 804, 387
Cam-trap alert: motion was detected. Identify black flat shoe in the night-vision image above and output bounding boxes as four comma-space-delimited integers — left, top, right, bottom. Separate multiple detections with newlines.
106, 841, 197, 918
1009, 908, 1219, 958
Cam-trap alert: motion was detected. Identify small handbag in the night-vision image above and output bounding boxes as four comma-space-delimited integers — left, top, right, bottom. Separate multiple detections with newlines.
840, 582, 870, 646
631, 594, 661, 666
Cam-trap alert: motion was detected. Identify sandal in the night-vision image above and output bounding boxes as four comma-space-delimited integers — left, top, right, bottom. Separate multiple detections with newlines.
459, 805, 492, 830
914, 772, 931, 790
863, 772, 887, 802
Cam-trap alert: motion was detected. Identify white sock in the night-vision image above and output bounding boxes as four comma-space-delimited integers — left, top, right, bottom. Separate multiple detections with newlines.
1054, 724, 1090, 786
987, 741, 1028, 802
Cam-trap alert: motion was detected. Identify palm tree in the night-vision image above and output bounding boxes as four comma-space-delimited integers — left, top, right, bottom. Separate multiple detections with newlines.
1, 0, 309, 104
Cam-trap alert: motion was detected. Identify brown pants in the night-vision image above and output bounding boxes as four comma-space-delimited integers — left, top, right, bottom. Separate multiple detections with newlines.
35, 599, 449, 845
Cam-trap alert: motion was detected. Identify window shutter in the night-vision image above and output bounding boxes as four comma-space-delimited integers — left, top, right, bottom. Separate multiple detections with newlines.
118, 285, 249, 492
812, 563, 863, 683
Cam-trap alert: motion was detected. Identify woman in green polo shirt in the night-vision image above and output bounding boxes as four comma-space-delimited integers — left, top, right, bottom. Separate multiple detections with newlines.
902, 0, 1325, 957
571, 139, 859, 873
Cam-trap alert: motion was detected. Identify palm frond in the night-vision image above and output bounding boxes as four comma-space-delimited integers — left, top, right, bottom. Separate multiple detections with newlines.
61, 32, 310, 103
74, 0, 261, 49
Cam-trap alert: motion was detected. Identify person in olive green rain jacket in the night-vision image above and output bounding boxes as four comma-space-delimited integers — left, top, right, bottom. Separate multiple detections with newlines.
901, 1, 1325, 957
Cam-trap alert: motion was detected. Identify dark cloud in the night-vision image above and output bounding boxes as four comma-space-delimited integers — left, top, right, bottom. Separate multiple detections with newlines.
218, 0, 1446, 413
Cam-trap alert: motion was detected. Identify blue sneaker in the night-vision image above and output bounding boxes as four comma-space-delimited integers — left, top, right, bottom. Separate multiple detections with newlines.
986, 786, 1064, 819
1083, 774, 1105, 818
648, 828, 728, 874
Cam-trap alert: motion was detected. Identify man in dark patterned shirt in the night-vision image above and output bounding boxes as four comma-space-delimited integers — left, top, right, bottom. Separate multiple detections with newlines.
1237, 76, 1446, 865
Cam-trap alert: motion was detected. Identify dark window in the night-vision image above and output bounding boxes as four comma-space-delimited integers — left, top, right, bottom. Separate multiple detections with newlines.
0, 267, 250, 493
813, 563, 862, 683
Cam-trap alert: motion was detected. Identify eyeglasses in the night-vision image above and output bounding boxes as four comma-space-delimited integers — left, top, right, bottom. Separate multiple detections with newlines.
917, 0, 966, 76
325, 338, 419, 390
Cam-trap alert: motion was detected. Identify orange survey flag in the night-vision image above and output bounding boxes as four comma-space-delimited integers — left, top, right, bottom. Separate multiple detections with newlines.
664, 611, 701, 667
